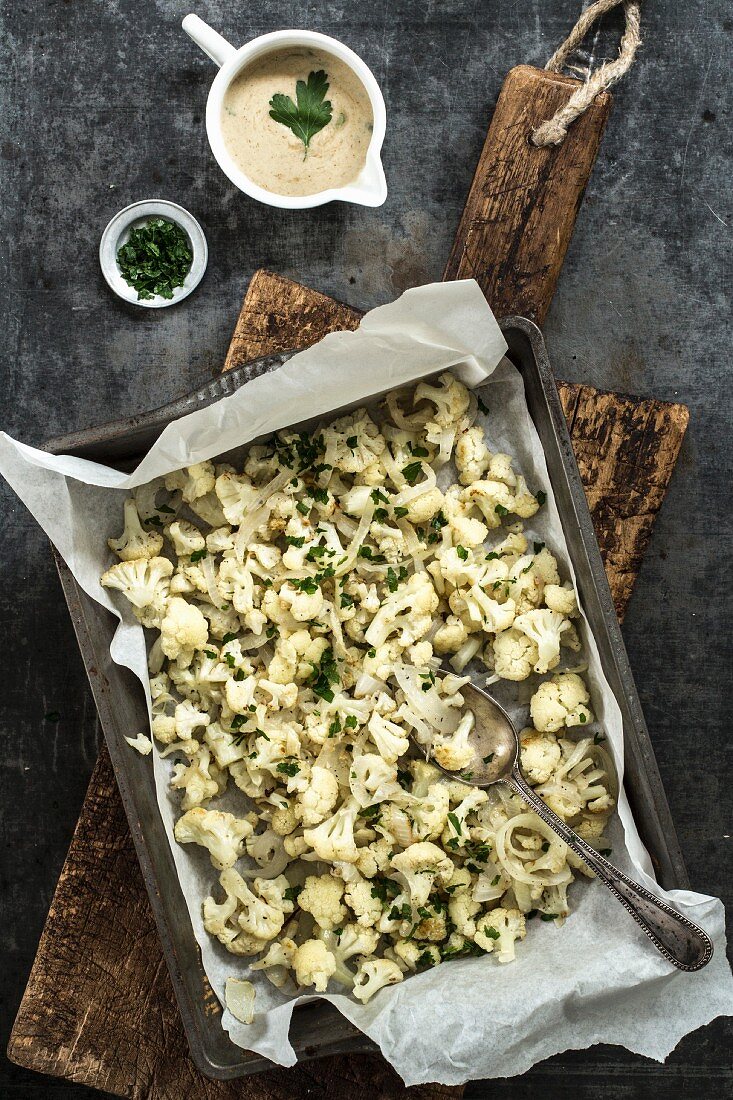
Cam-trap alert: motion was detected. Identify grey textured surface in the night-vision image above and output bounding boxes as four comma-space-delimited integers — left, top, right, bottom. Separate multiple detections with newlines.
0, 1, 730, 1097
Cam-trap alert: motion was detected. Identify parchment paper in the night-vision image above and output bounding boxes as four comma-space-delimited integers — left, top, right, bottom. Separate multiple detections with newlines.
1, 280, 731, 1087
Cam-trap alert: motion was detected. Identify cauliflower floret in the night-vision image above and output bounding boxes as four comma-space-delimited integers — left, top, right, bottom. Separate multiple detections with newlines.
166, 461, 216, 503
448, 891, 482, 937
206, 867, 287, 943
442, 489, 489, 547
433, 615, 470, 655
473, 907, 526, 962
449, 584, 517, 634
367, 712, 410, 764
513, 609, 571, 675
408, 782, 450, 841
544, 583, 579, 617
214, 471, 259, 525
329, 408, 386, 474
317, 924, 381, 986
303, 799, 360, 863
403, 486, 445, 524
174, 699, 210, 740
298, 873, 347, 931
174, 807, 253, 869
432, 711, 475, 772
492, 627, 539, 681
170, 745, 223, 810
530, 672, 594, 733
520, 728, 562, 783
461, 480, 515, 530
279, 581, 324, 622
160, 597, 209, 666
250, 937, 297, 988
292, 939, 337, 992
355, 836, 393, 878
386, 940, 441, 973
108, 497, 164, 561
349, 753, 401, 807
344, 879, 383, 928
364, 571, 438, 648
391, 841, 454, 915
352, 957, 403, 1003
166, 519, 206, 558
295, 765, 339, 826
413, 372, 471, 428
510, 475, 540, 518
151, 713, 177, 745
455, 426, 492, 485
100, 556, 173, 628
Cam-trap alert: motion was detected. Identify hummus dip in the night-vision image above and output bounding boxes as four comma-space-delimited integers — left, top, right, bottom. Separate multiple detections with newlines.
221, 47, 373, 197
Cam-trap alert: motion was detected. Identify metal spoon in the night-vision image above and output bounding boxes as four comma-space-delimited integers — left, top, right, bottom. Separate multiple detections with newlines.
431, 681, 713, 972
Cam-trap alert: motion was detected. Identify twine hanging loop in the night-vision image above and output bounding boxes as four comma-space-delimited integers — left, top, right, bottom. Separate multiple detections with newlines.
532, 0, 642, 148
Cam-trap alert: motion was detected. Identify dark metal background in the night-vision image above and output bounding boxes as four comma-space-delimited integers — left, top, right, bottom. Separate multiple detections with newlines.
1, 1, 730, 1097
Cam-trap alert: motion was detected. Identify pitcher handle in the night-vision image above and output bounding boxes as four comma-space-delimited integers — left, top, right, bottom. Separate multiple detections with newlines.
182, 14, 237, 68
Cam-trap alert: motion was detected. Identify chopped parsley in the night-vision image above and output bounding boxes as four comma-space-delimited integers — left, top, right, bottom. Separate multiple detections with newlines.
285, 535, 305, 547
116, 217, 193, 301
456, 545, 469, 560
386, 565, 408, 592
447, 811, 462, 835
189, 547, 208, 562
494, 503, 509, 517
394, 506, 409, 518
535, 490, 547, 506
308, 647, 340, 702
401, 460, 423, 485
482, 925, 500, 940
276, 760, 300, 777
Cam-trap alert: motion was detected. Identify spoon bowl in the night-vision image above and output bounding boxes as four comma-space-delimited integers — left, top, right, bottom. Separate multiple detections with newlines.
424, 680, 714, 973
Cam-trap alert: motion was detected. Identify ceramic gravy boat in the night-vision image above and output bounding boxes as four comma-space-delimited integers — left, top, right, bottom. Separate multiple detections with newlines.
182, 14, 388, 210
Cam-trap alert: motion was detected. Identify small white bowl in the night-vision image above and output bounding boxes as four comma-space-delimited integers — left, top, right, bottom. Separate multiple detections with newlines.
99, 200, 208, 309
182, 15, 387, 210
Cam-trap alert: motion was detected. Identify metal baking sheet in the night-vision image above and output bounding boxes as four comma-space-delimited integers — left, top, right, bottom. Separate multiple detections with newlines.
43, 317, 689, 1079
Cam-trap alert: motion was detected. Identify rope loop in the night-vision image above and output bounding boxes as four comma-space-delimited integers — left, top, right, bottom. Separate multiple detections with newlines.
532, 0, 642, 148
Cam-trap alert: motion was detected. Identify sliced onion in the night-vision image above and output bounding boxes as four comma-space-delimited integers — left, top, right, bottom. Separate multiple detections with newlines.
393, 664, 460, 736
200, 552, 226, 609
495, 812, 573, 887
238, 632, 269, 651
335, 498, 375, 576
233, 469, 292, 561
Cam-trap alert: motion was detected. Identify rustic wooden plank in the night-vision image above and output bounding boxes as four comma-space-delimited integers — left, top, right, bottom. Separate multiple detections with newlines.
443, 65, 611, 324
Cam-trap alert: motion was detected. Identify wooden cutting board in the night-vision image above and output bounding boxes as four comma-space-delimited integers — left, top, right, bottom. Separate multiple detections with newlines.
9, 66, 689, 1099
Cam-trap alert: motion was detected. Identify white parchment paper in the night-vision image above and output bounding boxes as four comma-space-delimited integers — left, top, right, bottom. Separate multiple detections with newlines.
1, 280, 731, 1086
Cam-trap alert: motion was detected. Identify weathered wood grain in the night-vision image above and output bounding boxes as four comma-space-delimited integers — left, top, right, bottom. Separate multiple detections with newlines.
443, 66, 611, 324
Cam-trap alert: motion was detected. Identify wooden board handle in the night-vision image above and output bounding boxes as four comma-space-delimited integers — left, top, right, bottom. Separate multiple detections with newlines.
443, 65, 612, 324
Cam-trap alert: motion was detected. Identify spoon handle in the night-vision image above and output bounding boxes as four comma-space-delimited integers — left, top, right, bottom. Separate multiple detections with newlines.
504, 768, 714, 972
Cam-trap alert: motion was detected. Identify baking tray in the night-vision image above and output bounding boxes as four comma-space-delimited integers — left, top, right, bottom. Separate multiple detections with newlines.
42, 317, 689, 1080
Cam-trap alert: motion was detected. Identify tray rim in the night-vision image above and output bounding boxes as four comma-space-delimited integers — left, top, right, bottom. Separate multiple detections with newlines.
39, 317, 689, 1080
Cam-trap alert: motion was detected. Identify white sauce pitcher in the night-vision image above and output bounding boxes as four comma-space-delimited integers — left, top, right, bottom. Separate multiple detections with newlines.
183, 14, 388, 210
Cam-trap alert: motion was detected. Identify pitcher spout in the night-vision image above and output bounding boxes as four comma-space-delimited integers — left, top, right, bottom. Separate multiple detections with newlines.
344, 150, 388, 208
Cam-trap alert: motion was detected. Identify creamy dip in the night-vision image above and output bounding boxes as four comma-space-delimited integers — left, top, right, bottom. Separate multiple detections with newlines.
221, 48, 373, 197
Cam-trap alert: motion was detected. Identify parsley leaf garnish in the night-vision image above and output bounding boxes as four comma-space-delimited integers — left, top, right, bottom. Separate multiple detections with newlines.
269, 69, 333, 155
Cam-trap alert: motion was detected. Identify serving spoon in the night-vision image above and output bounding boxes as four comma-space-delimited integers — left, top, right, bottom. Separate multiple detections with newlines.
430, 681, 713, 972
